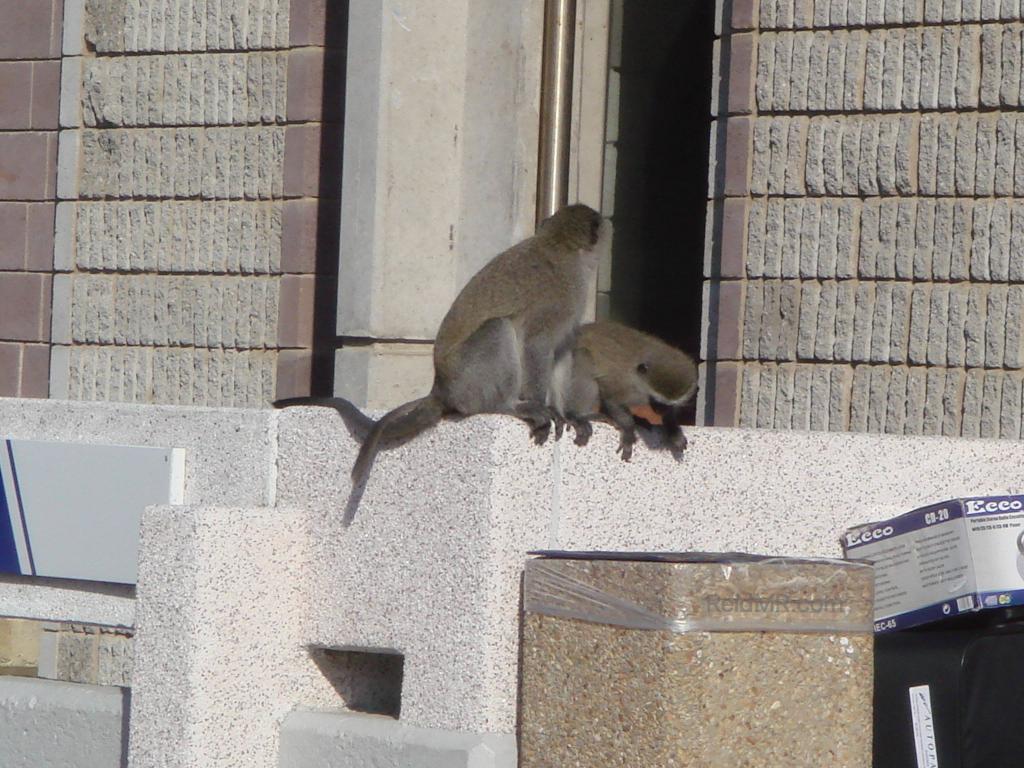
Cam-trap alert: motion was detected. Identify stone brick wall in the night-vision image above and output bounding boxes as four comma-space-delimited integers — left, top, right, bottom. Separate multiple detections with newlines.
50, 0, 339, 407
0, 0, 63, 398
704, 0, 1024, 438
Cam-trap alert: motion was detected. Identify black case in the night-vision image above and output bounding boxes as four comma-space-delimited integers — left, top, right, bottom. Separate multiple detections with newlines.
873, 608, 1024, 768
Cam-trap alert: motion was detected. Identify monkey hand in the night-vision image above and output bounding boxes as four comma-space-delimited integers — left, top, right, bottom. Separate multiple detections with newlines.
616, 429, 637, 462
568, 417, 592, 447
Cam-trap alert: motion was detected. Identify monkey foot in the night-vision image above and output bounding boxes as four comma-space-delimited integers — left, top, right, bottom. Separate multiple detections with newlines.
569, 418, 592, 447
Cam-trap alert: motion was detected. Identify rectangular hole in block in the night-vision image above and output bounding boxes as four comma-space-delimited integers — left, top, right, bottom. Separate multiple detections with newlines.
309, 646, 404, 719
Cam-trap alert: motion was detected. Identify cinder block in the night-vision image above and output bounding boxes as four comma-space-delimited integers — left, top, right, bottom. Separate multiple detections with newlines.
965, 285, 989, 368
999, 374, 1023, 439
869, 282, 894, 363
833, 282, 857, 361
926, 284, 949, 366
907, 285, 931, 366
885, 366, 908, 435
986, 284, 1009, 368
946, 285, 970, 367
889, 282, 911, 363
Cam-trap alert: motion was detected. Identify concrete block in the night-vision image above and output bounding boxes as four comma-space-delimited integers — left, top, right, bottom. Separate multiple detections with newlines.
825, 34, 846, 112
949, 200, 974, 280
1000, 374, 1023, 439
917, 115, 938, 195
980, 26, 1003, 107
904, 367, 927, 435
784, 117, 809, 195
863, 33, 884, 112
0, 677, 126, 767
981, 371, 1003, 438
989, 200, 1012, 280
919, 28, 941, 110
852, 282, 876, 363
849, 365, 871, 432
824, 118, 845, 195
1005, 285, 1024, 368
965, 285, 989, 368
922, 367, 946, 436
807, 33, 830, 111
889, 283, 911, 363
913, 200, 935, 280
956, 26, 981, 109
767, 118, 790, 194
778, 281, 803, 361
986, 284, 1009, 368
739, 365, 760, 427
881, 31, 904, 110
757, 364, 779, 427
773, 32, 794, 110
1001, 26, 1022, 106
946, 285, 970, 367
926, 284, 950, 366
279, 711, 516, 768
876, 117, 899, 195
773, 363, 795, 428
858, 199, 880, 278
808, 364, 831, 430
788, 364, 810, 430
334, 344, 435, 412
829, 366, 851, 430
970, 202, 992, 280
885, 366, 908, 435
894, 199, 916, 279
941, 370, 966, 437
749, 119, 770, 196
781, 199, 803, 277
975, 113, 998, 195
804, 116, 826, 194
995, 115, 1016, 195
937, 27, 959, 109
815, 281, 839, 361
954, 115, 978, 195
834, 282, 857, 361
857, 119, 879, 195
816, 200, 838, 277
797, 281, 821, 359
746, 200, 766, 277
934, 115, 958, 195
901, 29, 921, 109
763, 199, 784, 277
907, 285, 931, 366
742, 281, 765, 359
836, 200, 860, 278
869, 282, 894, 363
790, 31, 813, 111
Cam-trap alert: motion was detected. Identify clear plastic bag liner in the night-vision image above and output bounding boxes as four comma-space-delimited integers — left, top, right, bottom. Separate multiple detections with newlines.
523, 552, 874, 634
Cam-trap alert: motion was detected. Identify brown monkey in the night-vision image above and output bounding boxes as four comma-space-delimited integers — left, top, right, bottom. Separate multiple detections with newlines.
277, 204, 604, 523
553, 321, 698, 460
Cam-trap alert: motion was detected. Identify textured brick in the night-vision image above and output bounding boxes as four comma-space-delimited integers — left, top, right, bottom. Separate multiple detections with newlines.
937, 27, 960, 109
823, 119, 845, 195
851, 283, 875, 363
894, 201, 915, 280
901, 29, 922, 109
762, 200, 784, 278
767, 119, 789, 194
781, 200, 803, 278
905, 367, 927, 435
742, 281, 765, 359
836, 200, 859, 278
986, 285, 1009, 368
946, 285, 970, 367
791, 364, 812, 430
934, 115, 958, 195
981, 26, 1003, 106
798, 201, 820, 277
739, 365, 759, 427
858, 199, 880, 278
954, 116, 978, 195
869, 282, 894, 364
756, 364, 778, 428
917, 116, 938, 195
950, 200, 974, 280
980, 371, 1003, 437
994, 115, 1016, 195
778, 282, 802, 361
797, 282, 820, 359
965, 285, 989, 368
941, 370, 965, 437
863, 35, 884, 111
745, 201, 766, 278
876, 119, 899, 196
884, 366, 908, 435
774, 363, 795, 428
849, 365, 871, 432
833, 282, 856, 361
1006, 285, 1024, 369
926, 285, 949, 366
806, 33, 830, 111
922, 368, 946, 436
919, 28, 941, 110
888, 283, 911, 363
970, 202, 992, 280
907, 285, 931, 365
999, 374, 1023, 438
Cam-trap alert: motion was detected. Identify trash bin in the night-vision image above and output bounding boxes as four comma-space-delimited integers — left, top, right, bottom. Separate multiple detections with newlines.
519, 552, 875, 767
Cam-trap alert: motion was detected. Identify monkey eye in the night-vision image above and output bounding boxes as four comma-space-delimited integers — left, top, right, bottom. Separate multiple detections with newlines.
636, 362, 649, 375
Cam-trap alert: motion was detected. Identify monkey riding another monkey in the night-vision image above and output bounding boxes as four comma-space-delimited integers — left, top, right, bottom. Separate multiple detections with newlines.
277, 203, 605, 523
553, 321, 698, 461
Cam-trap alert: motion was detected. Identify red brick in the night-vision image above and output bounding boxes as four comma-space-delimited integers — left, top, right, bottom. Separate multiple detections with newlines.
0, 203, 27, 270
24, 202, 54, 271
723, 117, 751, 197
713, 281, 744, 360
0, 62, 33, 129
730, 0, 758, 30
283, 124, 322, 198
280, 199, 319, 273
711, 362, 741, 427
0, 132, 57, 200
727, 33, 755, 116
30, 60, 61, 129
289, 0, 329, 47
275, 349, 313, 400
287, 48, 325, 123
0, 0, 61, 58
0, 272, 48, 342
0, 342, 19, 396
719, 198, 748, 278
277, 274, 316, 347
20, 343, 49, 397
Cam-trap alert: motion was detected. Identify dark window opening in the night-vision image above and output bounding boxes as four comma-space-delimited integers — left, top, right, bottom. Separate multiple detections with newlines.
601, 0, 715, 422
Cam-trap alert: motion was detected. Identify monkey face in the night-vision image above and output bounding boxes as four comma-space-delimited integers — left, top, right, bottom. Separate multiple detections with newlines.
634, 354, 698, 405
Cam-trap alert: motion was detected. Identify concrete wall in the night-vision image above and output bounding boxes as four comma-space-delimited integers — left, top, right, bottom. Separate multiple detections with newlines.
49, 0, 340, 407
703, 0, 1024, 440
3, 397, 1024, 765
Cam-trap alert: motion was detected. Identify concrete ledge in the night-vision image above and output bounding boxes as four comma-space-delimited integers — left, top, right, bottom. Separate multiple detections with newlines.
278, 711, 516, 768
0, 676, 127, 767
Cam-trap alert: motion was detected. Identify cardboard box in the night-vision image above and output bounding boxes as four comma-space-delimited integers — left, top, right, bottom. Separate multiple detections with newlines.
842, 495, 1024, 633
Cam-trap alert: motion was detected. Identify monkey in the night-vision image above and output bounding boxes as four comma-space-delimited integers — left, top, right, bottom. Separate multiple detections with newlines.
552, 321, 698, 461
276, 203, 604, 523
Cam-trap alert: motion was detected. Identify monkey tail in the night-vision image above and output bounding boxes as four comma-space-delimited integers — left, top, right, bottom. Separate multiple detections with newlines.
350, 393, 445, 493
273, 396, 375, 442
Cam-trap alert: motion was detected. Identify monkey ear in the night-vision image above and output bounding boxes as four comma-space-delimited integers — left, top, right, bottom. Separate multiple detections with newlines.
636, 362, 649, 375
